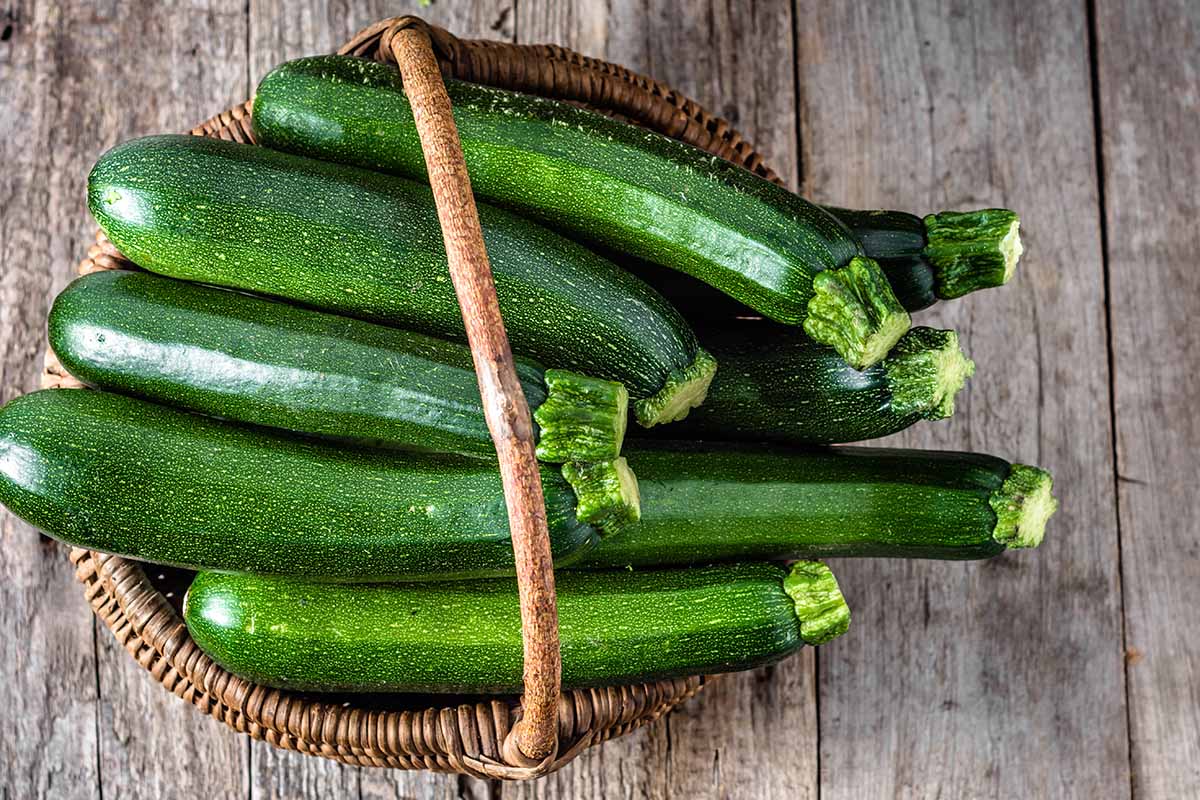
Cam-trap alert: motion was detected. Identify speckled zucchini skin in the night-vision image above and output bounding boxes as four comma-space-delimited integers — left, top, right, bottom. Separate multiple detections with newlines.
251, 56, 864, 325
183, 562, 841, 693
0, 389, 602, 580
48, 270, 627, 463
572, 207, 1011, 325
87, 135, 709, 423
581, 443, 1021, 567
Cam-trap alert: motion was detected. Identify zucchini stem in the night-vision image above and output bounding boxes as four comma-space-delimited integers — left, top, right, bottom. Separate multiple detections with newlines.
783, 561, 851, 645
989, 464, 1057, 549
633, 348, 717, 428
923, 209, 1023, 299
884, 328, 976, 420
562, 457, 641, 537
533, 370, 629, 463
803, 256, 912, 370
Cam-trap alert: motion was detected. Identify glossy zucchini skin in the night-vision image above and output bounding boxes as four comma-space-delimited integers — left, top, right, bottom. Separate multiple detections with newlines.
580, 442, 1052, 568
183, 562, 850, 694
641, 325, 974, 445
48, 270, 628, 463
823, 208, 937, 310
0, 389, 604, 580
252, 56, 913, 367
590, 209, 1018, 324
825, 206, 1023, 304
87, 135, 713, 426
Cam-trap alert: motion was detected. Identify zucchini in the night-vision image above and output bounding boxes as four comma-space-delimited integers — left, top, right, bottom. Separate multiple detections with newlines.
642, 325, 974, 445
49, 270, 628, 464
252, 55, 912, 369
578, 442, 1055, 568
87, 135, 714, 427
824, 207, 1023, 310
0, 389, 640, 580
621, 206, 1023, 322
183, 561, 850, 694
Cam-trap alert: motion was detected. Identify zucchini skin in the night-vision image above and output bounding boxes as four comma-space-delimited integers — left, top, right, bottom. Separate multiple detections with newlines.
0, 389, 601, 580
822, 208, 937, 310
826, 207, 1023, 303
48, 270, 627, 463
619, 253, 937, 326
251, 57, 877, 327
87, 135, 711, 426
183, 562, 847, 693
602, 208, 1017, 322
581, 443, 1026, 567
641, 325, 972, 445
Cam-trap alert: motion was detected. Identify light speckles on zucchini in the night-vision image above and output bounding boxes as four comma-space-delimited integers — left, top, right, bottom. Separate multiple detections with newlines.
88, 135, 713, 426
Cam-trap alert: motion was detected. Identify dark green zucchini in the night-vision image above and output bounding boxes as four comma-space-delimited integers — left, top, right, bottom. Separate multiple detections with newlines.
824, 207, 1023, 310
49, 270, 628, 464
183, 561, 849, 694
615, 205, 1022, 323
87, 135, 714, 427
640, 325, 974, 445
252, 55, 913, 369
0, 389, 639, 580
577, 442, 1055, 568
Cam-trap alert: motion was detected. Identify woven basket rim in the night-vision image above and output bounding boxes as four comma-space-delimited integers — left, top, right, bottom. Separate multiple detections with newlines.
47, 15, 781, 779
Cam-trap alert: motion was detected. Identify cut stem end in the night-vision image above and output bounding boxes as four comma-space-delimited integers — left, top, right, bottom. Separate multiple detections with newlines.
923, 209, 1022, 299
884, 327, 976, 420
534, 370, 629, 463
633, 349, 717, 428
562, 457, 641, 537
783, 561, 851, 645
804, 257, 912, 370
989, 464, 1057, 549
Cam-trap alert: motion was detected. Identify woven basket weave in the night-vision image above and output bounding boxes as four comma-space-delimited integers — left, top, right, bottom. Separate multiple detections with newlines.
41, 16, 784, 780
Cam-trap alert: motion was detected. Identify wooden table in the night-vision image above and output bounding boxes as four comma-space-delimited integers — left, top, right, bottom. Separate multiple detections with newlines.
1, 1, 1195, 797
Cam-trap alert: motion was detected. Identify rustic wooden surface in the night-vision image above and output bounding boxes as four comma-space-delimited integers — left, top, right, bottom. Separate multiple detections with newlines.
0, 0, 1194, 797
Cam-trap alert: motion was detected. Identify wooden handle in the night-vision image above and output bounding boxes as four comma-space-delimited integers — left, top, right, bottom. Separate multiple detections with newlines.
387, 18, 561, 765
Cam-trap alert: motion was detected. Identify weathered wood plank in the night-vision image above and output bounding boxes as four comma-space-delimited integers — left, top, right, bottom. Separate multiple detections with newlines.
794, 1, 1128, 796
61, 3, 256, 799
1096, 1, 1200, 796
510, 3, 814, 797
1, 1, 253, 798
0, 1, 100, 796
245, 2, 507, 796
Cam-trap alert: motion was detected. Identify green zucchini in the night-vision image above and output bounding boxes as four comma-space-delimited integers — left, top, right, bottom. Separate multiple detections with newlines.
640, 325, 974, 445
0, 389, 639, 580
87, 135, 714, 427
252, 55, 913, 369
49, 269, 628, 464
622, 206, 1023, 322
183, 561, 850, 694
578, 442, 1055, 568
824, 207, 1023, 310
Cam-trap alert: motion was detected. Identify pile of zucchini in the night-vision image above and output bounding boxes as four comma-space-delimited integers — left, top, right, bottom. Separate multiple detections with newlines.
0, 55, 1054, 695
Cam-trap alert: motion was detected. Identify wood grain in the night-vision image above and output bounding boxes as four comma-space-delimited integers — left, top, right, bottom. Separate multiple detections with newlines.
794, 1, 1129, 796
511, 2, 815, 797
0, 2, 99, 797
1095, 1, 1200, 796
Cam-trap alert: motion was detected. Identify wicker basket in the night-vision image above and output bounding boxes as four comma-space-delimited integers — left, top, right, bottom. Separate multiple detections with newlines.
42, 16, 785, 780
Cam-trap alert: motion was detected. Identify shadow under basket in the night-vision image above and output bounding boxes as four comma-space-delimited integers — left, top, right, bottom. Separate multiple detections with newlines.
43, 16, 787, 780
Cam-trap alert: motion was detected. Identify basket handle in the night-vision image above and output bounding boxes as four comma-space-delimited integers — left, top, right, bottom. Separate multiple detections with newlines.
387, 18, 560, 765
